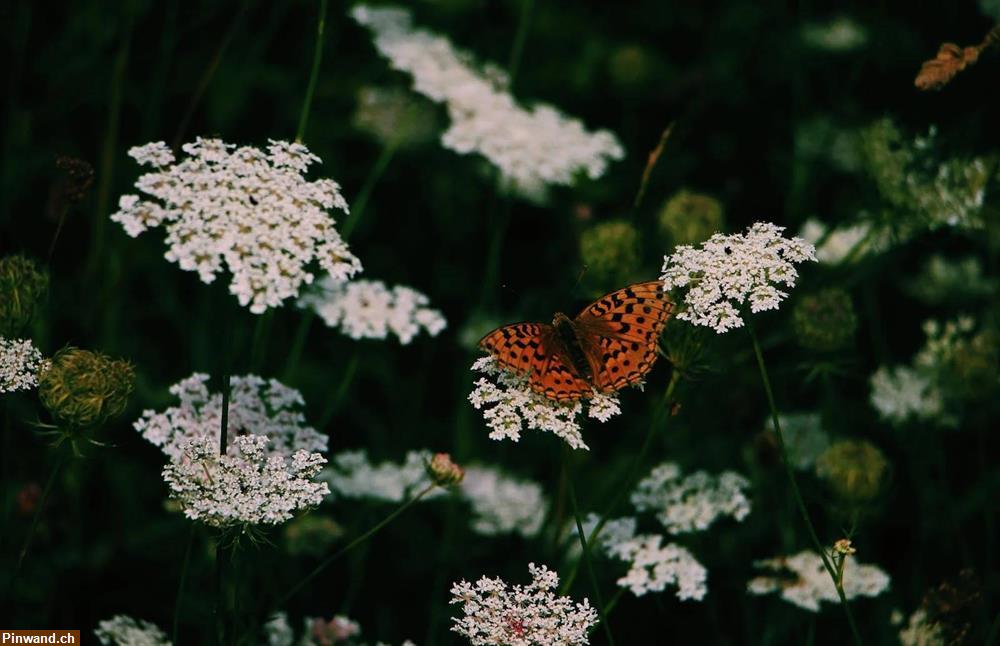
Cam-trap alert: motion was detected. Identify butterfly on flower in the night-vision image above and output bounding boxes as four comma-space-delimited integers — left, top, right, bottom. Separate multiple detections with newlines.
478, 281, 674, 402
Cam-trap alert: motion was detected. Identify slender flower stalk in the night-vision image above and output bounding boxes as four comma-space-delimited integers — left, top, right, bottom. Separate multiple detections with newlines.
5, 451, 66, 600
296, 0, 328, 143
172, 525, 195, 644
748, 322, 863, 646
564, 450, 614, 646
276, 483, 437, 607
214, 293, 233, 645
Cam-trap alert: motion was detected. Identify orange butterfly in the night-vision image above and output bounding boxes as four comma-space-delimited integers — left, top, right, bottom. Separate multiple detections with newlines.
478, 281, 674, 402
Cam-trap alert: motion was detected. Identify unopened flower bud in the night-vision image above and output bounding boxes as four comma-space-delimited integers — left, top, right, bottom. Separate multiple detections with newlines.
284, 515, 344, 557
38, 347, 134, 428
427, 452, 464, 487
658, 190, 724, 248
0, 255, 49, 337
579, 220, 641, 289
833, 538, 856, 556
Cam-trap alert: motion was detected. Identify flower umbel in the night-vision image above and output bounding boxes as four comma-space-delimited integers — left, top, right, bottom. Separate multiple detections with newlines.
468, 356, 622, 451
427, 452, 464, 487
1, 337, 45, 393
630, 462, 752, 534
660, 222, 817, 334
450, 563, 598, 645
298, 276, 446, 344
0, 254, 49, 337
748, 550, 890, 612
95, 615, 171, 645
110, 138, 361, 314
38, 347, 134, 428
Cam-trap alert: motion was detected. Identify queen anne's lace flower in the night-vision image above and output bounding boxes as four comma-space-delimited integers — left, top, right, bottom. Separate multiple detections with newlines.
450, 563, 598, 645
630, 462, 752, 534
163, 434, 328, 527
134, 373, 328, 461
1, 337, 45, 393
748, 550, 891, 611
299, 276, 446, 344
468, 356, 621, 451
111, 138, 361, 314
661, 222, 816, 333
610, 534, 708, 600
799, 218, 890, 265
869, 365, 944, 425
351, 5, 623, 201
320, 450, 440, 503
461, 465, 546, 537
95, 615, 170, 645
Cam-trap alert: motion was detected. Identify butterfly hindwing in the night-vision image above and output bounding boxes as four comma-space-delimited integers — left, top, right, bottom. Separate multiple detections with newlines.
529, 349, 593, 402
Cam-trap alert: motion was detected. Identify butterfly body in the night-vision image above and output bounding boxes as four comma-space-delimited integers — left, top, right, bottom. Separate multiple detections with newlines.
479, 281, 673, 402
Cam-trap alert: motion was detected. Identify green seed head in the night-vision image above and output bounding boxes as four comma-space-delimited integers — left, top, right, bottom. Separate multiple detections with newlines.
792, 288, 858, 351
658, 190, 725, 248
0, 254, 49, 337
815, 439, 889, 503
284, 514, 344, 557
38, 348, 135, 429
579, 219, 641, 288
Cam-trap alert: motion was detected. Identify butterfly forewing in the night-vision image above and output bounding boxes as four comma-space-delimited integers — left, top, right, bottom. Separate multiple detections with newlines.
574, 281, 673, 393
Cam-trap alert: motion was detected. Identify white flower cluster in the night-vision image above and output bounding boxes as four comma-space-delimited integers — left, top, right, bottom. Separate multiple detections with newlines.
768, 412, 830, 470
299, 276, 446, 345
134, 373, 328, 461
351, 5, 624, 201
747, 550, 891, 612
906, 255, 995, 304
111, 138, 361, 314
136, 373, 329, 527
870, 366, 945, 426
661, 222, 817, 333
163, 434, 328, 527
800, 16, 868, 51
461, 465, 546, 537
95, 615, 170, 646
630, 462, 752, 534
321, 451, 546, 538
913, 316, 976, 372
320, 449, 440, 503
897, 609, 945, 646
450, 563, 598, 645
799, 218, 890, 265
1, 337, 45, 393
264, 612, 417, 646
468, 356, 621, 451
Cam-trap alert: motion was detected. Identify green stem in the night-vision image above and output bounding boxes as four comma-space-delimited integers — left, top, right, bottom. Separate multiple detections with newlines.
341, 143, 397, 240
561, 369, 680, 594
215, 535, 230, 645
318, 348, 360, 430
506, 0, 535, 90
564, 450, 614, 646
295, 0, 328, 143
283, 310, 315, 381
172, 525, 196, 644
747, 323, 863, 646
249, 311, 273, 373
276, 484, 435, 608
214, 293, 234, 643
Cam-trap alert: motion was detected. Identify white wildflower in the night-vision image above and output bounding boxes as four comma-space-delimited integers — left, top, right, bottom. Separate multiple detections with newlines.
611, 534, 708, 600
906, 255, 995, 304
660, 222, 816, 334
263, 613, 294, 646
913, 316, 976, 372
111, 137, 361, 314
631, 462, 751, 534
304, 615, 361, 644
450, 563, 598, 645
468, 356, 622, 451
801, 16, 867, 51
869, 365, 944, 425
748, 550, 890, 612
1, 337, 45, 393
299, 276, 446, 344
898, 609, 945, 646
799, 218, 889, 265
163, 434, 328, 527
320, 449, 441, 503
95, 615, 170, 646
461, 465, 546, 537
351, 5, 623, 201
768, 412, 830, 470
579, 514, 638, 555
134, 373, 327, 462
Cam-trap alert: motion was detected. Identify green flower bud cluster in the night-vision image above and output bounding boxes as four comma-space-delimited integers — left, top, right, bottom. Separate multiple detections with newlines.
815, 439, 888, 504
38, 348, 134, 428
0, 254, 49, 337
792, 288, 858, 351
657, 190, 724, 248
579, 219, 641, 289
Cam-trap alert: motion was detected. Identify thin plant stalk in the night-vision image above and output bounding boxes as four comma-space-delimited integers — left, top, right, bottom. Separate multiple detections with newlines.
564, 450, 614, 646
560, 369, 679, 594
295, 0, 328, 143
276, 483, 436, 607
5, 451, 66, 599
283, 309, 315, 381
172, 525, 196, 644
317, 348, 360, 429
748, 322, 863, 646
341, 142, 397, 240
214, 293, 234, 644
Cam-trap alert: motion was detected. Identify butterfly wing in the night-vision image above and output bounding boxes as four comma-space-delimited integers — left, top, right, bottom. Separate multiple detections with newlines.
478, 323, 592, 402
573, 281, 673, 392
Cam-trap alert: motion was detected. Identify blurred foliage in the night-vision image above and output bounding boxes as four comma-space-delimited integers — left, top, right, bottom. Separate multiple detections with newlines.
2, 0, 999, 644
